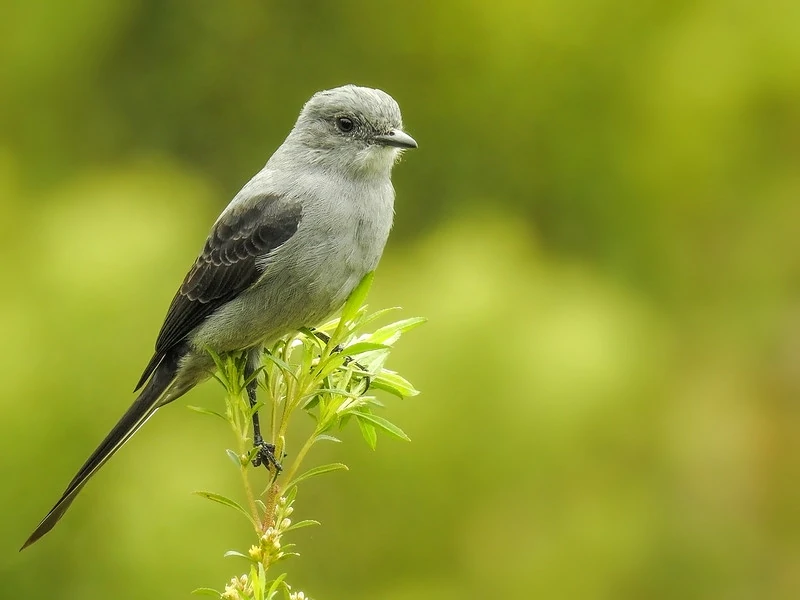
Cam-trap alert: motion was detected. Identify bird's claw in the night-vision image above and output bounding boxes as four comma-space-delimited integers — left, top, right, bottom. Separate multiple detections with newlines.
252, 441, 282, 473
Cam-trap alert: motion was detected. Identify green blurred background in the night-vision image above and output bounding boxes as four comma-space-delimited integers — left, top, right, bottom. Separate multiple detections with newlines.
2, 1, 799, 598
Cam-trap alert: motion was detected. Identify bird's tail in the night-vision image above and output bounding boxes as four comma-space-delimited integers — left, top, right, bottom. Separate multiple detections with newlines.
20, 349, 184, 550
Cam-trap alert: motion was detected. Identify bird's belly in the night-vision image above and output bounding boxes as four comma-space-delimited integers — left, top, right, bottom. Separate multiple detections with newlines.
188, 244, 374, 353
189, 180, 392, 354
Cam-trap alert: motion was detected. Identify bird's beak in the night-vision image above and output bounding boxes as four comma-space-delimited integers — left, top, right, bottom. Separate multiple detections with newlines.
374, 129, 418, 149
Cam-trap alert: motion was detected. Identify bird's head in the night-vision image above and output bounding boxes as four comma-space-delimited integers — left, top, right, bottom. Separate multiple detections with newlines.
286, 85, 417, 178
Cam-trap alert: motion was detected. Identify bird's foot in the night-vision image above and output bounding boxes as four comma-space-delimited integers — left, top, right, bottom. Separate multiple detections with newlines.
252, 440, 282, 473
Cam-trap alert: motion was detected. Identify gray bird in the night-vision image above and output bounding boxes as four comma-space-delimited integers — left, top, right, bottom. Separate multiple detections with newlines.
22, 84, 417, 549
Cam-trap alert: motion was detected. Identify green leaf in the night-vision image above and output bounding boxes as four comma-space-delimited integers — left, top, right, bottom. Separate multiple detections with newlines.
301, 394, 321, 411
252, 564, 264, 600
268, 338, 286, 358
357, 416, 377, 450
356, 306, 402, 331
245, 445, 262, 464
223, 550, 252, 560
342, 342, 389, 357
297, 325, 318, 337
315, 354, 347, 380
370, 380, 402, 398
205, 347, 228, 376
314, 413, 337, 434
355, 412, 411, 442
248, 400, 266, 418
298, 326, 325, 346
302, 388, 359, 401
285, 462, 349, 490
262, 352, 298, 380
312, 316, 339, 336
242, 365, 265, 388
299, 338, 316, 376
266, 573, 288, 600
351, 303, 370, 323
211, 373, 229, 391
284, 519, 321, 532
314, 434, 342, 443
274, 551, 301, 563
341, 272, 374, 324
225, 448, 243, 467
284, 485, 298, 506
372, 370, 420, 397
186, 405, 228, 422
193, 491, 256, 527
369, 317, 427, 345
191, 588, 221, 597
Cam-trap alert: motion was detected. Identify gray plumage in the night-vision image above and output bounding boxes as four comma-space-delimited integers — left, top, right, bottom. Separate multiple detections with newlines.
22, 85, 416, 549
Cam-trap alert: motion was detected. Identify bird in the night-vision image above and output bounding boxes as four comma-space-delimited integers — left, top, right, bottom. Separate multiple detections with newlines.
21, 84, 417, 549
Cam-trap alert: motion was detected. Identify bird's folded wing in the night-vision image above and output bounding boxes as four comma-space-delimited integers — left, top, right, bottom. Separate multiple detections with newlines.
135, 193, 302, 390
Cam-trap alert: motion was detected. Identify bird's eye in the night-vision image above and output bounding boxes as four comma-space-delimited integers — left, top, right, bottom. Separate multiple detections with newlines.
335, 117, 354, 133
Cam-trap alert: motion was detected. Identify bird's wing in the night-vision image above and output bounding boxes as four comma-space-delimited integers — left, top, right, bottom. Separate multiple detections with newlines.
135, 193, 303, 390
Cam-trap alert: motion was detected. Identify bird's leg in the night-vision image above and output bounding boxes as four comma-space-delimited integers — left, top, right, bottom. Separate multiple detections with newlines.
311, 330, 371, 391
245, 349, 282, 473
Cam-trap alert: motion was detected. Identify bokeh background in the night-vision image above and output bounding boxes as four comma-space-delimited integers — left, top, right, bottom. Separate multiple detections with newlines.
2, 1, 800, 598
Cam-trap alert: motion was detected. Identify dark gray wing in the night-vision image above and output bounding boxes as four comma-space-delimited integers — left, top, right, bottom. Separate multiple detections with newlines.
134, 193, 302, 390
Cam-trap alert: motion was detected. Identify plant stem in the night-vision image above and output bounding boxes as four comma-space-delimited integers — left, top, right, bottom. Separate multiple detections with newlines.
240, 465, 260, 531
280, 433, 318, 489
231, 390, 260, 529
261, 479, 281, 533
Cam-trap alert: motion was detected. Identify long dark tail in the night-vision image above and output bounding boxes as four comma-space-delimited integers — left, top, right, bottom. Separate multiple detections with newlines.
20, 349, 185, 550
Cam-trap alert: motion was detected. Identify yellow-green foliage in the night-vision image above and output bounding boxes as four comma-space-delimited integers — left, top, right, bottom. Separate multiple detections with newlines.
4, 2, 800, 599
